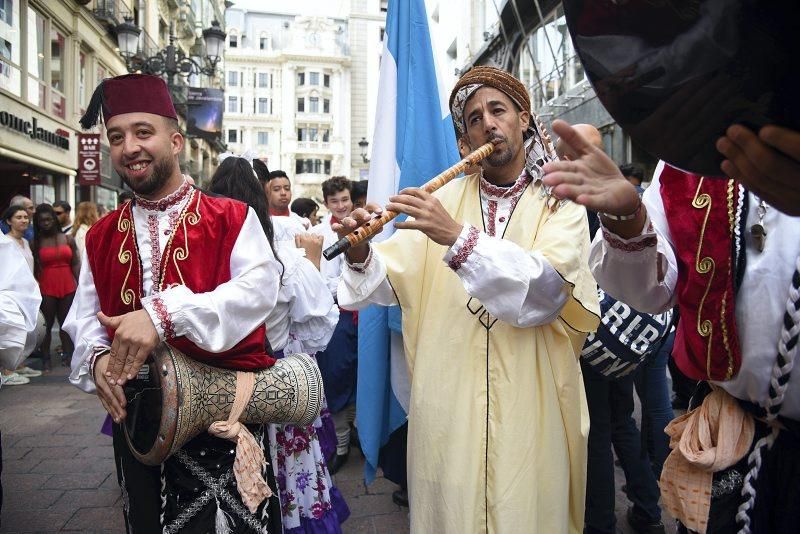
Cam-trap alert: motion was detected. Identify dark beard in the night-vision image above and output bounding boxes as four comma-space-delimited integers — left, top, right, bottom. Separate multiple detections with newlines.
483, 134, 515, 167
120, 158, 175, 196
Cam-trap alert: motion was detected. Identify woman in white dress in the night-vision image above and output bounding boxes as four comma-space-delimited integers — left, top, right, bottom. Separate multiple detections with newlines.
209, 156, 350, 533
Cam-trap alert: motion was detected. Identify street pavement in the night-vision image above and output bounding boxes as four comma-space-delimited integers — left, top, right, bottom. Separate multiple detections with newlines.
0, 363, 674, 533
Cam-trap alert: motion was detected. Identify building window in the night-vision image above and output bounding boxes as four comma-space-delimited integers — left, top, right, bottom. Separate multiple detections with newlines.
297, 128, 303, 141
295, 158, 331, 174
322, 129, 330, 142
78, 51, 87, 113
323, 73, 330, 87
258, 97, 270, 114
49, 28, 65, 118
229, 34, 238, 48
26, 7, 46, 109
0, 0, 19, 97
323, 99, 330, 113
227, 96, 238, 113
309, 96, 319, 113
228, 129, 238, 143
258, 72, 269, 88
297, 72, 305, 86
227, 70, 238, 86
297, 97, 304, 112
260, 36, 268, 50
309, 72, 319, 86
257, 131, 269, 145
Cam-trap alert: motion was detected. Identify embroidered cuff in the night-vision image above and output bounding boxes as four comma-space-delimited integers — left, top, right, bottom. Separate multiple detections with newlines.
599, 213, 657, 253
88, 346, 111, 381
447, 225, 480, 271
142, 295, 175, 341
346, 246, 373, 273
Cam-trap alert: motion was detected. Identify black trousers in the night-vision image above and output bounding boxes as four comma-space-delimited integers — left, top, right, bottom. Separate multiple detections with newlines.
112, 423, 282, 533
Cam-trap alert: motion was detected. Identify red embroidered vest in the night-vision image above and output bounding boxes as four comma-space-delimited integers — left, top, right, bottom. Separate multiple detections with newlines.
660, 164, 741, 381
85, 190, 275, 371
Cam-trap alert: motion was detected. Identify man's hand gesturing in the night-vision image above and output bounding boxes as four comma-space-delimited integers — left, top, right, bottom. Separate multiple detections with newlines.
98, 309, 159, 386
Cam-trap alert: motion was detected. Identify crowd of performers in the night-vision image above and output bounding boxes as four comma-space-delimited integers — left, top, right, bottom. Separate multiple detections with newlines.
1, 60, 799, 534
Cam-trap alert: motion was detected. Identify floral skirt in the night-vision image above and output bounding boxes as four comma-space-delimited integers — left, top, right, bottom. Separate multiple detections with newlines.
268, 403, 350, 533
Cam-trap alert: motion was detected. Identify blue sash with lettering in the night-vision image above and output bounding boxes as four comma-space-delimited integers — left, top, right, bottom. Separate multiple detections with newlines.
581, 288, 672, 379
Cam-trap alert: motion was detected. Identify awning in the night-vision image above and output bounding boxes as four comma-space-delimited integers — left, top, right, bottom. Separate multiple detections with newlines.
0, 146, 77, 177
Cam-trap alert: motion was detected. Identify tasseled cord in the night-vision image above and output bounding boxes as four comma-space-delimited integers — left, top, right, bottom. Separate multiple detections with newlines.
215, 495, 235, 534
79, 79, 107, 130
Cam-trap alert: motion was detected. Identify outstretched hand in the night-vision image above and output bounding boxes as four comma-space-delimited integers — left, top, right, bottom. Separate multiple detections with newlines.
542, 120, 641, 217
717, 124, 800, 216
98, 309, 159, 386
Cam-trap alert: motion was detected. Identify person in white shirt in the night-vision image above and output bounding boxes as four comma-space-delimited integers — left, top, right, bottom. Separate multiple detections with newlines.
66, 73, 283, 533
543, 118, 800, 534
0, 231, 41, 516
310, 176, 359, 474
208, 155, 352, 532
258, 166, 309, 240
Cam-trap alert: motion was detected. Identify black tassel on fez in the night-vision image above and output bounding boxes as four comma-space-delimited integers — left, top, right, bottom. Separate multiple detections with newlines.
79, 79, 107, 130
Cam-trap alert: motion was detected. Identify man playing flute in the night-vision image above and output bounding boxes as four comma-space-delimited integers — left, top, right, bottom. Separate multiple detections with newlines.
335, 66, 600, 533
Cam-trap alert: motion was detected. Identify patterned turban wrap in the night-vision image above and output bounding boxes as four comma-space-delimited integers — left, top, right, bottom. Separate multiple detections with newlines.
449, 66, 558, 183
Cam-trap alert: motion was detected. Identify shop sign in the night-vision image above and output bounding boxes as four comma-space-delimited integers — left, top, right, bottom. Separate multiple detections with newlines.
0, 110, 70, 150
78, 133, 101, 185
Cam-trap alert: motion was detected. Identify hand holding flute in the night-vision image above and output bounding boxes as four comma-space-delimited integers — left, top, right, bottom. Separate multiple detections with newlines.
327, 140, 498, 261
333, 188, 465, 262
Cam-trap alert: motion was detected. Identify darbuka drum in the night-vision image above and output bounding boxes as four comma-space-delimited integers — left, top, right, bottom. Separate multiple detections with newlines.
123, 344, 323, 466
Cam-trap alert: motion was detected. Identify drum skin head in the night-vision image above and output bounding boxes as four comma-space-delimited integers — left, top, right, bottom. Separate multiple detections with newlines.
562, 0, 800, 176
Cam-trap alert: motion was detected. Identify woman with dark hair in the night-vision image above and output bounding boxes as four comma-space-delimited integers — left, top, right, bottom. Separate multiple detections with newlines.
32, 204, 79, 370
209, 156, 350, 533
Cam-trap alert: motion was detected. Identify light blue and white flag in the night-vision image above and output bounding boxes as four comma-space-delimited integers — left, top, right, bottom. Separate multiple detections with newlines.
357, 0, 459, 483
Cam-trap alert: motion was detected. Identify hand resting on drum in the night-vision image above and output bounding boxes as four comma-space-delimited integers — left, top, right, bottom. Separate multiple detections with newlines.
98, 309, 160, 387
94, 353, 127, 422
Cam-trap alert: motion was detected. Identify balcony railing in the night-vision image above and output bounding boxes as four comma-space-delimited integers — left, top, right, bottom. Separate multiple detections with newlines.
91, 0, 133, 30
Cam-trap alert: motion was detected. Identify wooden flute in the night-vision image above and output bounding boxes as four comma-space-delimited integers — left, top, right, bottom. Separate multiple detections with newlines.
322, 139, 498, 261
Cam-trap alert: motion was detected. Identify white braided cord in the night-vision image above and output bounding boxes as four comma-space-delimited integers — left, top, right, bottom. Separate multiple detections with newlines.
160, 462, 167, 533
736, 254, 800, 533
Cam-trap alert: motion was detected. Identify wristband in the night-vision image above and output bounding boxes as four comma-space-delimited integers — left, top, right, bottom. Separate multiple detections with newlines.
600, 200, 642, 221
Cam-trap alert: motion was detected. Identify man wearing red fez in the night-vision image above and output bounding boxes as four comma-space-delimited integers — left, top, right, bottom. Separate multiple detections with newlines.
64, 74, 283, 533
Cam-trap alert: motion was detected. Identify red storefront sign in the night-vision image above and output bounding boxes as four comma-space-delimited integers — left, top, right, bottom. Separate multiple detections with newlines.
78, 133, 101, 185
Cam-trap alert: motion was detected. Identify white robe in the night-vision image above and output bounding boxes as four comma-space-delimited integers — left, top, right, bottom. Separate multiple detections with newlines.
0, 233, 41, 373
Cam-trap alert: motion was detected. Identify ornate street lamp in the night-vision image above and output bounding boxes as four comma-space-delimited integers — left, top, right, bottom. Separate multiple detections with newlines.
114, 18, 226, 86
359, 137, 370, 164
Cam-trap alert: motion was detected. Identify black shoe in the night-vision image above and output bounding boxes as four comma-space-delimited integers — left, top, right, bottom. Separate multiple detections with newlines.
392, 489, 408, 508
328, 450, 349, 475
626, 506, 665, 534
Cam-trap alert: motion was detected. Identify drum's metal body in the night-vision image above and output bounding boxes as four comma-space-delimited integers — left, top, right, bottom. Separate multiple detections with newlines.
123, 344, 323, 466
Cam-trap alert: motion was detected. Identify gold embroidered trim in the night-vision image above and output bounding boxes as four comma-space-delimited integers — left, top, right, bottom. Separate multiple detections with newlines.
117, 204, 138, 309
161, 189, 200, 291
691, 178, 715, 378
720, 179, 735, 379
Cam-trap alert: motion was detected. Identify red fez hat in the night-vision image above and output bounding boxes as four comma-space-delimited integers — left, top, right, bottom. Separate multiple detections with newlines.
79, 74, 178, 129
